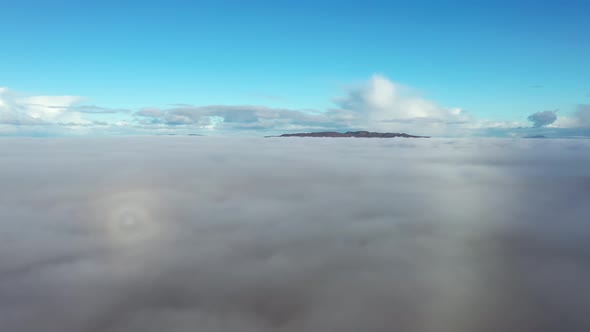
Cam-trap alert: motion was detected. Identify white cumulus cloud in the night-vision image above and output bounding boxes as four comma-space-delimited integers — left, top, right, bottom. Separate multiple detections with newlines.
0, 87, 87, 125
333, 75, 473, 135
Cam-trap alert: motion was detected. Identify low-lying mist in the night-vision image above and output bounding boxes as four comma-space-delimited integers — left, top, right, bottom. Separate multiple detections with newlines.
1, 137, 589, 332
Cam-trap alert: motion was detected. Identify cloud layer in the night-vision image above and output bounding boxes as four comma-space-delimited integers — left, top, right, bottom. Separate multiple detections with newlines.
134, 75, 474, 136
2, 78, 590, 137
1, 137, 590, 331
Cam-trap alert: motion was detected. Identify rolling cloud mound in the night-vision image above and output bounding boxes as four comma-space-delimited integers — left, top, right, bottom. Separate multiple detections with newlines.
1, 137, 590, 332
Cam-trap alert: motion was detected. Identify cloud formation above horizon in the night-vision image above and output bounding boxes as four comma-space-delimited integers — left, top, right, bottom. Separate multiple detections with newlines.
1, 77, 589, 137
333, 75, 473, 135
0, 87, 85, 126
1, 137, 590, 331
527, 110, 558, 127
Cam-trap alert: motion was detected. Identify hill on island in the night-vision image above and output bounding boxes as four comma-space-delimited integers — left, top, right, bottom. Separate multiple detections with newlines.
270, 131, 430, 138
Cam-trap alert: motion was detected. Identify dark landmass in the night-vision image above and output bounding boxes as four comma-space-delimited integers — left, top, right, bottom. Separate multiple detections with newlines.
270, 131, 430, 138
524, 135, 547, 139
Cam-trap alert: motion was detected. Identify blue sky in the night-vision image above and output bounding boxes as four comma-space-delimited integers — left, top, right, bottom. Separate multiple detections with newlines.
1, 0, 589, 136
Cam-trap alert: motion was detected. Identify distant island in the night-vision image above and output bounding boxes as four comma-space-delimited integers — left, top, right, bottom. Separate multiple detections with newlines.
524, 135, 547, 139
269, 131, 430, 138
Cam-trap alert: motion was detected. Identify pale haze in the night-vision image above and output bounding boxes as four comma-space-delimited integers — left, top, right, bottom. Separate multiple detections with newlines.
1, 137, 589, 331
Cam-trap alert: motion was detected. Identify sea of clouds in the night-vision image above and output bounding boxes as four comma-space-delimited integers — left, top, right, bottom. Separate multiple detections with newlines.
1, 137, 590, 332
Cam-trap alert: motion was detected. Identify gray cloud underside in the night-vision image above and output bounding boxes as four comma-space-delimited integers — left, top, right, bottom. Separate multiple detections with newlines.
528, 110, 558, 127
483, 126, 590, 138
135, 105, 357, 132
575, 104, 590, 126
1, 138, 590, 332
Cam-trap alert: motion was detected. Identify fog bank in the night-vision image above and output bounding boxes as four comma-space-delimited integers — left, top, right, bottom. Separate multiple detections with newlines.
1, 137, 590, 332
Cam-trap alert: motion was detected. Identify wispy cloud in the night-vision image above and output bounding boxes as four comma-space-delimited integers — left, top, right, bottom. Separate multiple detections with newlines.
0, 87, 86, 126
69, 105, 131, 114
248, 92, 285, 101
